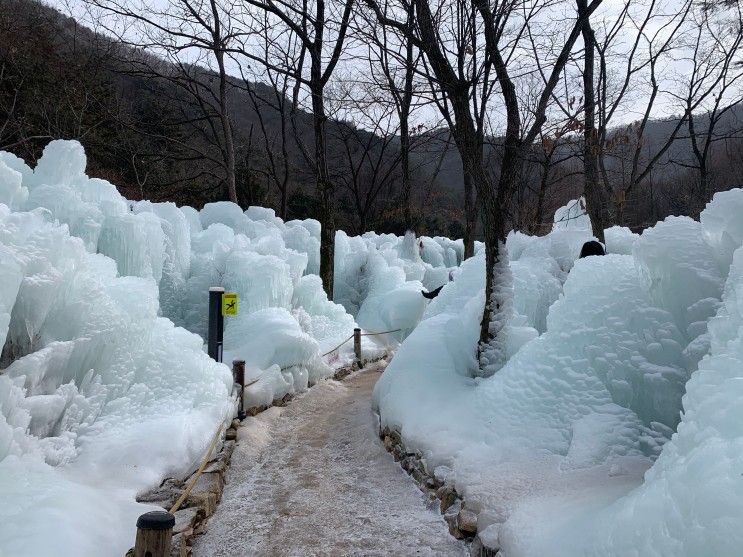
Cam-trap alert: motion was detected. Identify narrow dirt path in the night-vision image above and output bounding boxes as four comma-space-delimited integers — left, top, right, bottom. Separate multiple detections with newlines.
192, 363, 466, 557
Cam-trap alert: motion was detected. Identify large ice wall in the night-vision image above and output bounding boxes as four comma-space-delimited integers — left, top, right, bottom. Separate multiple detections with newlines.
0, 205, 233, 555
3, 141, 371, 412
0, 140, 376, 556
374, 193, 743, 556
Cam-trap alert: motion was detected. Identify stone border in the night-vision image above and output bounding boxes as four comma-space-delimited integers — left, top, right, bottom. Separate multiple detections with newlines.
132, 356, 387, 556
131, 419, 237, 557
379, 427, 499, 557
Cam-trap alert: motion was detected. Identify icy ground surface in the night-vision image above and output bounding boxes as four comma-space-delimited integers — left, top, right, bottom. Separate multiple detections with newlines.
193, 363, 466, 557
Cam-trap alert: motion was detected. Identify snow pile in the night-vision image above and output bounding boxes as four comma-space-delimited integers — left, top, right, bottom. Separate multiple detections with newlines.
0, 204, 233, 555
374, 194, 742, 555
334, 230, 463, 342
0, 140, 377, 556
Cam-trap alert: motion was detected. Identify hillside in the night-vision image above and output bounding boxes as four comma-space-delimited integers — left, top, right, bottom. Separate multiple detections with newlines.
2, 0, 742, 236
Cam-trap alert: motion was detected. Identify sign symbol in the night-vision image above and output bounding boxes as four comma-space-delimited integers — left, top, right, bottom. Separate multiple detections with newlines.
222, 293, 238, 316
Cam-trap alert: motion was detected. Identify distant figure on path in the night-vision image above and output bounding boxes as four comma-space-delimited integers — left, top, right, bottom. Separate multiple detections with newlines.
422, 270, 455, 300
422, 285, 444, 299
579, 240, 605, 258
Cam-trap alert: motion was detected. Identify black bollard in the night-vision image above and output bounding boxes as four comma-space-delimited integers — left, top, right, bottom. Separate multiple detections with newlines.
233, 359, 246, 420
208, 287, 225, 362
353, 328, 362, 366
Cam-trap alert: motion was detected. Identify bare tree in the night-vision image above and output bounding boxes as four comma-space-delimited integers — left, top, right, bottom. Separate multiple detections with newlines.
237, 14, 299, 218
673, 3, 743, 214
355, 2, 422, 232
240, 0, 355, 299
87, 0, 243, 202
578, 0, 607, 241
591, 0, 698, 225
365, 0, 603, 375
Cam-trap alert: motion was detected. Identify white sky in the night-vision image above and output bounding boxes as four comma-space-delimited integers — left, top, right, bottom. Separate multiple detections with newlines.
46, 0, 742, 134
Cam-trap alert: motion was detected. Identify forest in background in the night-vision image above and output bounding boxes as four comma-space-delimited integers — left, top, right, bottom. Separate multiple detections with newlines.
2, 0, 743, 242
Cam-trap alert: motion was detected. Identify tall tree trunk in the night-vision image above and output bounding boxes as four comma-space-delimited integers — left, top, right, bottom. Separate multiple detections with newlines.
579, 0, 606, 242
477, 140, 518, 359
400, 20, 415, 231
400, 104, 412, 229
697, 163, 709, 216
532, 153, 552, 234
217, 52, 237, 204
280, 187, 288, 221
463, 166, 476, 259
311, 60, 335, 299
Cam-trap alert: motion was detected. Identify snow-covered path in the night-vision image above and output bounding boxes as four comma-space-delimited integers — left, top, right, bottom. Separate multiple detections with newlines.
192, 363, 466, 556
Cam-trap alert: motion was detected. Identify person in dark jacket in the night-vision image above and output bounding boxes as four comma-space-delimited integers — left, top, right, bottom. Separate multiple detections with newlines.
422, 285, 444, 299
579, 240, 605, 258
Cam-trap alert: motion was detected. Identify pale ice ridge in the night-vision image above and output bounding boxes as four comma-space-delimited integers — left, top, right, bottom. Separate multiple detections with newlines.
0, 140, 380, 416
0, 140, 389, 556
0, 205, 234, 556
374, 194, 742, 556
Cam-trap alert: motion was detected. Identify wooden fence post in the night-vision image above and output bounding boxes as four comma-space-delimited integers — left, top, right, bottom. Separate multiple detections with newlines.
353, 328, 362, 366
134, 511, 175, 557
233, 359, 246, 420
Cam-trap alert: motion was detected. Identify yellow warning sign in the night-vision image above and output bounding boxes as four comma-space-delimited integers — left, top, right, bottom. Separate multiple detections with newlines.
222, 293, 238, 316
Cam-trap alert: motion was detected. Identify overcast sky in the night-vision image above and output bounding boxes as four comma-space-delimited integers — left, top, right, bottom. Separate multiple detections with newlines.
45, 0, 739, 133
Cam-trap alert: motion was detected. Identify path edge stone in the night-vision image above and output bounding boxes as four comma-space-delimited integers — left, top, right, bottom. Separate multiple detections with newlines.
379, 426, 501, 557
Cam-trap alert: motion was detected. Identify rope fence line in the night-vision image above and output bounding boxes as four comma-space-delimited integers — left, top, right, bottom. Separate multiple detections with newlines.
320, 328, 403, 358
247, 329, 405, 376
169, 423, 225, 515
321, 335, 354, 357
359, 328, 403, 337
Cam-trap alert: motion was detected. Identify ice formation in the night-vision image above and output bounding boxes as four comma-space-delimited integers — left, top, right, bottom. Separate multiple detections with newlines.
334, 230, 462, 342
4, 137, 742, 557
0, 202, 233, 555
0, 140, 421, 556
374, 193, 743, 556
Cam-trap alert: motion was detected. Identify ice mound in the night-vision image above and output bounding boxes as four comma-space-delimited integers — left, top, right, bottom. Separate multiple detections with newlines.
605, 225, 638, 254
0, 140, 373, 556
374, 192, 743, 556
552, 197, 591, 231
175, 201, 361, 405
578, 198, 743, 557
0, 206, 233, 555
333, 230, 463, 344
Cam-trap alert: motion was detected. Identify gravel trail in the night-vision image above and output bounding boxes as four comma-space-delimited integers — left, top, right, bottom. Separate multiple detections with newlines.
192, 363, 466, 557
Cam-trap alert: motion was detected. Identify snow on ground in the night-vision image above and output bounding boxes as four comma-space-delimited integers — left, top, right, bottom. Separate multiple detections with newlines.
0, 140, 457, 556
374, 194, 743, 555
4, 138, 743, 556
193, 364, 466, 557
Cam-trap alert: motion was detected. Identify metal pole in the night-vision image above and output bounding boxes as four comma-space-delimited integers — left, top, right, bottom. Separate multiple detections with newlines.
208, 287, 225, 362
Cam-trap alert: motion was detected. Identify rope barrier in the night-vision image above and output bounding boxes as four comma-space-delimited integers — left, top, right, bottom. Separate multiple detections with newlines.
320, 335, 354, 357
360, 328, 402, 336
255, 329, 407, 373
319, 328, 403, 358
169, 423, 225, 514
